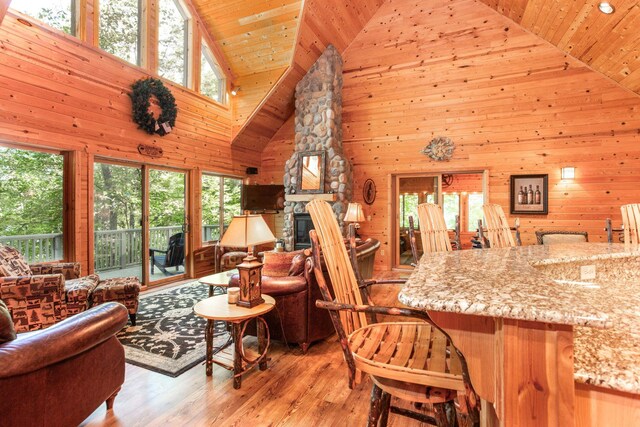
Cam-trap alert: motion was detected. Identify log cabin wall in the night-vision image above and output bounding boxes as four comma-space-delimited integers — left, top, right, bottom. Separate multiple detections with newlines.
0, 12, 258, 274
257, 0, 640, 271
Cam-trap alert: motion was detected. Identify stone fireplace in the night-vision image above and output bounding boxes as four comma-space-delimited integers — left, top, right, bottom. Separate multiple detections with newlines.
283, 45, 352, 251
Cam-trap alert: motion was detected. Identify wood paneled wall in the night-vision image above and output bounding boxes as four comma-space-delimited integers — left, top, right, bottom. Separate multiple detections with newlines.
0, 13, 256, 273
257, 0, 640, 270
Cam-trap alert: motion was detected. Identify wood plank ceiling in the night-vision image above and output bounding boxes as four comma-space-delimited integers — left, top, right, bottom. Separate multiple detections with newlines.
478, 0, 640, 95
191, 0, 301, 77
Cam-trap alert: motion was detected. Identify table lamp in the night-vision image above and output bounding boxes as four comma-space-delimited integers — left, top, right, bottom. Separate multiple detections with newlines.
219, 215, 275, 308
344, 202, 365, 238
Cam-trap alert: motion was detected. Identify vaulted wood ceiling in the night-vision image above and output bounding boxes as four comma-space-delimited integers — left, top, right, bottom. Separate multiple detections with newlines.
478, 0, 640, 95
191, 0, 302, 77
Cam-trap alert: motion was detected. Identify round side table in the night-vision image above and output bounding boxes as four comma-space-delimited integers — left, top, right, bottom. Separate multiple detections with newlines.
194, 294, 275, 389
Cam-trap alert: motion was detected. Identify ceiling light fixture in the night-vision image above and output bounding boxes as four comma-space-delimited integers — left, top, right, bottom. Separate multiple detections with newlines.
230, 86, 241, 96
598, 2, 615, 14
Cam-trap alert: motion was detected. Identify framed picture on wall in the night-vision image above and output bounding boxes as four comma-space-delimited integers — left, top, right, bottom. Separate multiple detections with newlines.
510, 174, 548, 214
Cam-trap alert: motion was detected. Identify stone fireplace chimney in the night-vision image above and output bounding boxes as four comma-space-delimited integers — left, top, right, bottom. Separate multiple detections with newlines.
283, 45, 352, 251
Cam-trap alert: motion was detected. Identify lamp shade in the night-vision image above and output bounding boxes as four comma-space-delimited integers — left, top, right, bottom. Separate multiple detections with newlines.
344, 202, 365, 222
219, 215, 276, 248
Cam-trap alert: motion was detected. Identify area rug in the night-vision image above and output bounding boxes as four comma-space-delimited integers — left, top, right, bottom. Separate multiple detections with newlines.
117, 281, 228, 377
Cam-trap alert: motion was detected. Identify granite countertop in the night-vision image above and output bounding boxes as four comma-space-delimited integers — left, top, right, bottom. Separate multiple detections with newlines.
398, 242, 640, 394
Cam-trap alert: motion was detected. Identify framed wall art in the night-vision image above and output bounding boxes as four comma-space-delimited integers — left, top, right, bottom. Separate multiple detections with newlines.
510, 174, 548, 214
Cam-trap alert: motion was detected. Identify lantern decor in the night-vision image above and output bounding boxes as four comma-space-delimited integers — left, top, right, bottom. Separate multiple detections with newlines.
219, 215, 276, 308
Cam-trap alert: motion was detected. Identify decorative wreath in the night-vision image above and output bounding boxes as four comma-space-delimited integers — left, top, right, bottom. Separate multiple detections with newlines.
421, 136, 455, 161
129, 78, 177, 136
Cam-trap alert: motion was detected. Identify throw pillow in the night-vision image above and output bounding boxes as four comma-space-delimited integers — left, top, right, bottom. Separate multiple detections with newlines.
0, 299, 17, 343
288, 253, 307, 276
0, 244, 32, 277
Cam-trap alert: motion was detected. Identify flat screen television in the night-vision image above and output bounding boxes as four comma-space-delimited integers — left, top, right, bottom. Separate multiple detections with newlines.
242, 184, 285, 211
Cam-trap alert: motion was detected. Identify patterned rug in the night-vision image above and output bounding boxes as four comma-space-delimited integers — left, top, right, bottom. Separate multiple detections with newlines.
117, 281, 228, 377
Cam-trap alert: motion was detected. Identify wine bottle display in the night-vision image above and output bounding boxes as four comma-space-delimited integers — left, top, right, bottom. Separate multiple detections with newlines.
518, 186, 524, 204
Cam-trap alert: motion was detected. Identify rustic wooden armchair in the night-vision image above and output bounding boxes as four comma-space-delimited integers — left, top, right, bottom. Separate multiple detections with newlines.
417, 203, 453, 253
307, 199, 479, 427
621, 203, 640, 246
407, 215, 419, 266
481, 204, 521, 248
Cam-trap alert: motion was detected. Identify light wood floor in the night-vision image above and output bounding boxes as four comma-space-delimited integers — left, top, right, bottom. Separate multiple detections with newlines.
81, 274, 433, 427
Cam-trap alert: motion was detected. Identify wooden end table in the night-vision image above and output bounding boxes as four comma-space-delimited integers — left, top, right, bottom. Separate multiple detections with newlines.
193, 294, 275, 389
198, 269, 238, 297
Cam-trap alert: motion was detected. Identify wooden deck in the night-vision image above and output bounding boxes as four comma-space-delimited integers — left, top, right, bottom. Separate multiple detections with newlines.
81, 274, 431, 426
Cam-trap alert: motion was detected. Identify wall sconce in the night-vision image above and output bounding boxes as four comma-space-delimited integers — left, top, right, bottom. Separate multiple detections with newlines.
230, 86, 241, 96
561, 167, 575, 180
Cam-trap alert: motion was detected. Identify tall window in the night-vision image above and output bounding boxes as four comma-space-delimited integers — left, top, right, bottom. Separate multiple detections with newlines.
468, 193, 484, 232
443, 193, 460, 230
0, 147, 64, 262
99, 0, 141, 65
158, 0, 189, 86
11, 0, 76, 36
201, 175, 242, 241
200, 40, 225, 103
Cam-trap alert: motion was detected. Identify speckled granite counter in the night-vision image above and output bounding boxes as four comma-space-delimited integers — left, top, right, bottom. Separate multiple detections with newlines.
399, 243, 640, 394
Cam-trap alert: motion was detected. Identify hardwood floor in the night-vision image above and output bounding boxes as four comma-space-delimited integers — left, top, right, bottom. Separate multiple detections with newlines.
82, 276, 432, 426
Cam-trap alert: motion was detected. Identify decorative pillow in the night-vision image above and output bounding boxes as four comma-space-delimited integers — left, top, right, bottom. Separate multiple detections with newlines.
288, 253, 307, 277
0, 244, 32, 277
263, 251, 298, 277
0, 299, 17, 343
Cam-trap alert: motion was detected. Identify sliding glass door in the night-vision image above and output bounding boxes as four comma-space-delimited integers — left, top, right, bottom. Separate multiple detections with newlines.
94, 162, 143, 280
148, 168, 186, 282
93, 161, 188, 285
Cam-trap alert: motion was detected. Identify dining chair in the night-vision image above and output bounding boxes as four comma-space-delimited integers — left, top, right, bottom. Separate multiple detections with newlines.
417, 203, 453, 253
620, 204, 640, 246
482, 204, 520, 248
535, 230, 588, 245
307, 199, 480, 427
604, 218, 624, 243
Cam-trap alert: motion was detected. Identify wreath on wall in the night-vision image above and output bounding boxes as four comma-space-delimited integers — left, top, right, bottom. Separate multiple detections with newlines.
129, 78, 177, 136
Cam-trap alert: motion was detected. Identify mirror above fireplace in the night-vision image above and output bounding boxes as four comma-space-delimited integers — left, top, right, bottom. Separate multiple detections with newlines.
297, 151, 325, 194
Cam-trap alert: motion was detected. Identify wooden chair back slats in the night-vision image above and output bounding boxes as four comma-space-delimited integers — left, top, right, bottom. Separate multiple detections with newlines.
306, 199, 367, 335
417, 203, 453, 253
621, 203, 640, 246
407, 215, 419, 265
482, 204, 516, 248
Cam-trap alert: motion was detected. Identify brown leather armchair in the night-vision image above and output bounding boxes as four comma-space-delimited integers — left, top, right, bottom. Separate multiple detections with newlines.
230, 250, 334, 353
0, 302, 128, 427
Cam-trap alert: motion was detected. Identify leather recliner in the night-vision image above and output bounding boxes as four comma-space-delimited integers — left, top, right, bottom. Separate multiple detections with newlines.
0, 302, 128, 427
230, 250, 334, 353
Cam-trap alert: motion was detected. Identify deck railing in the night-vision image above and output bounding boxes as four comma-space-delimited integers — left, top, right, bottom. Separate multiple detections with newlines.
1, 225, 220, 271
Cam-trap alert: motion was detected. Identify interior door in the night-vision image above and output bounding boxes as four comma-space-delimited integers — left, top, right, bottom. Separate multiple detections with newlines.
393, 175, 440, 268
148, 167, 187, 284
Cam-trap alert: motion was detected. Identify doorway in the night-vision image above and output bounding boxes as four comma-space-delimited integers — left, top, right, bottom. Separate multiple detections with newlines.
392, 171, 486, 269
93, 160, 188, 286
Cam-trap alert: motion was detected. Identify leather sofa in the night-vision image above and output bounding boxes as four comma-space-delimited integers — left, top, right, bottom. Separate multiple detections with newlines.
0, 302, 128, 427
230, 250, 334, 353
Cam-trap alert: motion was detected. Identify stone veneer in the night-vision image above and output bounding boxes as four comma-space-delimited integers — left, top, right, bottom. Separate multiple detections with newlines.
283, 45, 352, 251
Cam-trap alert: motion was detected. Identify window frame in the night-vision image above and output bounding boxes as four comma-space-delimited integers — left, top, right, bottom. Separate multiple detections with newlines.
201, 173, 243, 242
10, 0, 78, 37
200, 39, 226, 104
157, 0, 192, 88
97, 0, 144, 66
